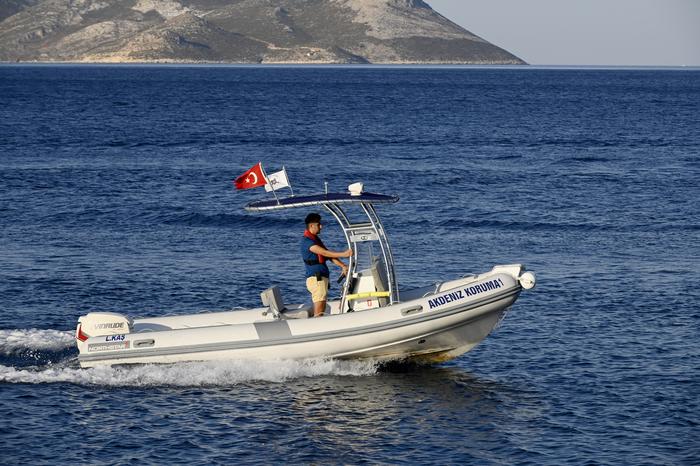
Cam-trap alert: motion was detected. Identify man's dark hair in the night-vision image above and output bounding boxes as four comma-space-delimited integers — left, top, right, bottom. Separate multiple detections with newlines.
305, 212, 322, 226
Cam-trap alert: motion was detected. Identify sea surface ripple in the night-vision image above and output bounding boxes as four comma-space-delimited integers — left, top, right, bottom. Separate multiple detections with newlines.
0, 65, 698, 465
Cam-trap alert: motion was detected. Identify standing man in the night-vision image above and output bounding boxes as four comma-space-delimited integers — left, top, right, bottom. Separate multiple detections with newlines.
301, 212, 352, 317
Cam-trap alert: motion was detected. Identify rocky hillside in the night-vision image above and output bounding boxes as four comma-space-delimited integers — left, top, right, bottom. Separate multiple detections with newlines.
0, 0, 525, 64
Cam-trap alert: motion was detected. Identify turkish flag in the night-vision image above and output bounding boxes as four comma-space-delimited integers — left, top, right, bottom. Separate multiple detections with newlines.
234, 162, 266, 190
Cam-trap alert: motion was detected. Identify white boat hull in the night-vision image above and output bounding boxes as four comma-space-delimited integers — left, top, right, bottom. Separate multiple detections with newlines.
76, 265, 532, 367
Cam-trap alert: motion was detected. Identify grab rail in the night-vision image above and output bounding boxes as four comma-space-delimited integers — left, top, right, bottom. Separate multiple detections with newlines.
345, 291, 391, 301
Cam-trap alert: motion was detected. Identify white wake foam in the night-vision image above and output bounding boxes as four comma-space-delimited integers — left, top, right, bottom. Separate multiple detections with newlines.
0, 358, 379, 386
0, 329, 74, 355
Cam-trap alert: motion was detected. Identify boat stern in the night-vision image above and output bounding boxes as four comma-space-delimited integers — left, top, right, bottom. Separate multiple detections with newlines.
75, 312, 133, 355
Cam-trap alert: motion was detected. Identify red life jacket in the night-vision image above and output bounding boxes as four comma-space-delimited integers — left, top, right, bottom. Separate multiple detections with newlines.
304, 230, 327, 264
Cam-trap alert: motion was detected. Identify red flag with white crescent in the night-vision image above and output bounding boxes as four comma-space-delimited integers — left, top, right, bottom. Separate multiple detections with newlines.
234, 162, 266, 190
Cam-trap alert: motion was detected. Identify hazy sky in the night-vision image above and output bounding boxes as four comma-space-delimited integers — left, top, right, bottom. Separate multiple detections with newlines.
428, 0, 700, 66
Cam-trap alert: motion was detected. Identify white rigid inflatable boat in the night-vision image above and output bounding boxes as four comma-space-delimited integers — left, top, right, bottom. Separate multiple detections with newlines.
76, 183, 536, 367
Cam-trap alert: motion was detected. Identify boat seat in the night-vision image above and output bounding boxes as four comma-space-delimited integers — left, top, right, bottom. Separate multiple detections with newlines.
260, 286, 312, 319
281, 305, 313, 319
261, 286, 286, 319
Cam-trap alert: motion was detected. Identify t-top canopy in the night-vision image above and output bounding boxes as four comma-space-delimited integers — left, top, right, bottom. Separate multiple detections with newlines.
245, 192, 399, 212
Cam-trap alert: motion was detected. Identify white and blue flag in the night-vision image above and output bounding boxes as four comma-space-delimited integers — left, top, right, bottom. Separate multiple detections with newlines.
264, 168, 291, 192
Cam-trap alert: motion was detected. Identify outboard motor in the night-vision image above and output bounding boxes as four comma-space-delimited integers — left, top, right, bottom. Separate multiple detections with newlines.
76, 312, 133, 348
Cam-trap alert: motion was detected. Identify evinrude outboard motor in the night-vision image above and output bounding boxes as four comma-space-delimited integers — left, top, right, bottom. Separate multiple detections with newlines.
75, 312, 133, 349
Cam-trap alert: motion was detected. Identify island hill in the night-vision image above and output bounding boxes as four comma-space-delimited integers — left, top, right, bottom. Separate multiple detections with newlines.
0, 0, 525, 64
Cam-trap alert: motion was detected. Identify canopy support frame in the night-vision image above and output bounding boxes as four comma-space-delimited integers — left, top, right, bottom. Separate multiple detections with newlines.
244, 190, 400, 314
324, 202, 399, 313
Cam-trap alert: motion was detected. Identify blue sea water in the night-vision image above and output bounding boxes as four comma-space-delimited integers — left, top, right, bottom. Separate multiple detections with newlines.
0, 65, 698, 465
